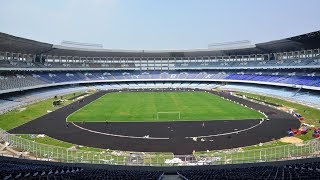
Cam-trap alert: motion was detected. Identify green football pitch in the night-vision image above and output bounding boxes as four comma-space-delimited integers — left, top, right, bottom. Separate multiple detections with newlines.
67, 91, 264, 122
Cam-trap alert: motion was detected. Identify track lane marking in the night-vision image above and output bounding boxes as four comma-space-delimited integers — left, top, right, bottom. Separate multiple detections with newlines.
186, 119, 265, 139
71, 122, 170, 140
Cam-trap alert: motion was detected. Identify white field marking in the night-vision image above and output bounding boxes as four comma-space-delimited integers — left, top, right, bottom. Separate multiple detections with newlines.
185, 119, 265, 139
66, 91, 108, 122
71, 122, 170, 140
72, 118, 265, 140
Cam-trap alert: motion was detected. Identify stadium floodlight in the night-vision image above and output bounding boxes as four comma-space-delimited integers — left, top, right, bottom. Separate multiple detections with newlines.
157, 112, 181, 120
60, 41, 103, 49
208, 40, 256, 50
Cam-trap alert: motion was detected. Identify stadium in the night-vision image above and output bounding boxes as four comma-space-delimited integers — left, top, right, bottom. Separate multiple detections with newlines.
0, 30, 320, 179
1, 1, 320, 179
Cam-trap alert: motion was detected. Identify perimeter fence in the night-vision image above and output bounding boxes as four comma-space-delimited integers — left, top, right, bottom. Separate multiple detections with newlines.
0, 128, 319, 166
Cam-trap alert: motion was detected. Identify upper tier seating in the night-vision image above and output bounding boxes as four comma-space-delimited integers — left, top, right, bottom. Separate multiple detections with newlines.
0, 60, 138, 69
175, 58, 320, 69
1, 57, 320, 69
1, 70, 320, 94
31, 70, 320, 87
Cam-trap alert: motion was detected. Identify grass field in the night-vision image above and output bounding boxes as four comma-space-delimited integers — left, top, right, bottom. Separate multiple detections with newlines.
67, 91, 264, 122
0, 92, 85, 130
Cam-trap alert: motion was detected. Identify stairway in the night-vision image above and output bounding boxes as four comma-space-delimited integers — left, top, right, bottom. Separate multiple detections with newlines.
161, 174, 183, 180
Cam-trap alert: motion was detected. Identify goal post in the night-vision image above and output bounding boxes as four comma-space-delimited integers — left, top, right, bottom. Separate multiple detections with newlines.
156, 112, 181, 120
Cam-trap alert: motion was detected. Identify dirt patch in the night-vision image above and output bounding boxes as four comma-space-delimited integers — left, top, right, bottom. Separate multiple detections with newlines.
278, 106, 295, 112
18, 107, 27, 112
68, 93, 88, 100
279, 137, 303, 144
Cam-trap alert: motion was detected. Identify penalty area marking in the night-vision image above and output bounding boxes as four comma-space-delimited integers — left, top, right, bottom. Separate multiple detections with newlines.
71, 122, 169, 140
186, 119, 265, 139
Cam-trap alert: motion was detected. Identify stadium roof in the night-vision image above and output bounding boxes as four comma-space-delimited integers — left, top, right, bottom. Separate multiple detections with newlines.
0, 31, 319, 57
0, 33, 52, 55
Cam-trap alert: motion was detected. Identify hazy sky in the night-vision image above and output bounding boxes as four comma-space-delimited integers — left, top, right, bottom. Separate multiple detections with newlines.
1, 0, 320, 50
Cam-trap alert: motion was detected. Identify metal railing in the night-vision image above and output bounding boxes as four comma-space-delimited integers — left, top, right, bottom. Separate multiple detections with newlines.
0, 128, 319, 166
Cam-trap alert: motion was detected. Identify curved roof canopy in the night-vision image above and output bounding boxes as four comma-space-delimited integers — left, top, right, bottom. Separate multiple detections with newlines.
0, 31, 319, 57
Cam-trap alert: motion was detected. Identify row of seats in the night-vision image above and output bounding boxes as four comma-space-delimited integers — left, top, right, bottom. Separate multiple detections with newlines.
0, 60, 136, 69
1, 57, 320, 69
225, 74, 320, 86
1, 156, 320, 179
178, 161, 320, 180
1, 70, 320, 90
0, 74, 46, 90
176, 58, 320, 68
0, 159, 163, 180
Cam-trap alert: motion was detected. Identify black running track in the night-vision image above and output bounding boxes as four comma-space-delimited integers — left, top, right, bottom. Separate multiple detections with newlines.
9, 90, 300, 155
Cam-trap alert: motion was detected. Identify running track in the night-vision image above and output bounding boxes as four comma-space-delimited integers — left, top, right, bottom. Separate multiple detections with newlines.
9, 90, 300, 155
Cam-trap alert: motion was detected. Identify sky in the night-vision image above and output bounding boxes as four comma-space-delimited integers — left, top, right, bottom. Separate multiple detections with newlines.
1, 0, 320, 50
